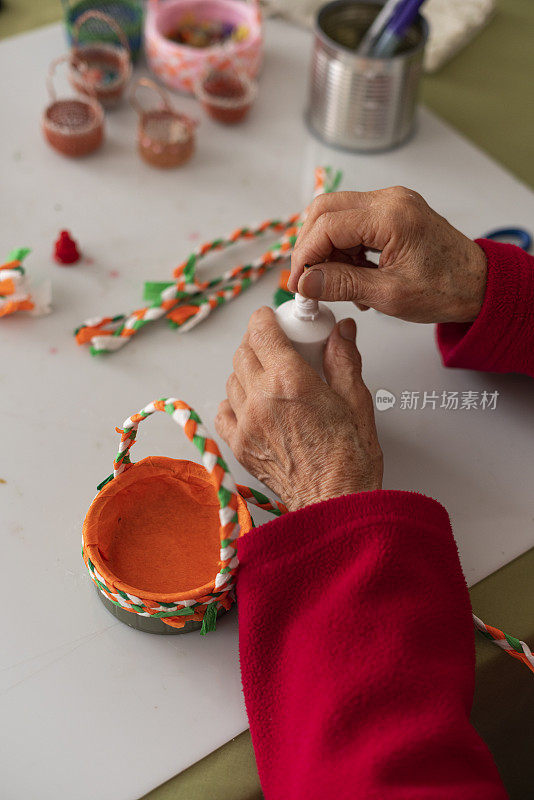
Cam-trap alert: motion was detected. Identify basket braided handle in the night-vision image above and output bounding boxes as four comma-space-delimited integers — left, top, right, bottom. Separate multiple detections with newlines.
72, 9, 130, 54
110, 398, 286, 590
130, 76, 172, 115
46, 53, 98, 102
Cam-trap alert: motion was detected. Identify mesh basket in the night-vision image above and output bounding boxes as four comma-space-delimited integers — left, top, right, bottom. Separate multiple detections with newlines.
69, 10, 132, 107
63, 0, 144, 61
131, 77, 197, 168
42, 55, 105, 157
195, 65, 256, 123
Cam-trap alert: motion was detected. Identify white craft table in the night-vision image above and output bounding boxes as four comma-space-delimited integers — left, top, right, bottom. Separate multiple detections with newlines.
1, 18, 533, 800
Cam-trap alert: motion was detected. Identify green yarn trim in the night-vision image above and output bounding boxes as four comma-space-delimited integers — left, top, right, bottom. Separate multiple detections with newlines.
200, 602, 218, 635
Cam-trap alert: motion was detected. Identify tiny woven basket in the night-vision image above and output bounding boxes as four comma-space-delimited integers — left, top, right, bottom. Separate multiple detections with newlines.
69, 10, 132, 108
63, 0, 144, 62
82, 399, 286, 634
195, 65, 257, 123
42, 54, 105, 157
131, 78, 198, 168
145, 0, 263, 94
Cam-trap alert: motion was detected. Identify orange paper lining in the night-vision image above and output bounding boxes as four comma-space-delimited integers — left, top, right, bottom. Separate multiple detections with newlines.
83, 456, 252, 601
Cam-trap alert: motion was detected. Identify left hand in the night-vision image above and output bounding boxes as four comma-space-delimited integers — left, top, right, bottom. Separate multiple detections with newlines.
215, 307, 383, 512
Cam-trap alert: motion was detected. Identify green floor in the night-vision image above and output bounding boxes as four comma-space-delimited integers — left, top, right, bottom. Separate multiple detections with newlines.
1, 0, 533, 187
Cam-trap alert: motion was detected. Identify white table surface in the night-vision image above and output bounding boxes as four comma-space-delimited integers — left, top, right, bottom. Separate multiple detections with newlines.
1, 18, 533, 800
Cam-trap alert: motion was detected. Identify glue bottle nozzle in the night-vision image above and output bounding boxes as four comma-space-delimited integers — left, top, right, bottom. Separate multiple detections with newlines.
294, 293, 319, 321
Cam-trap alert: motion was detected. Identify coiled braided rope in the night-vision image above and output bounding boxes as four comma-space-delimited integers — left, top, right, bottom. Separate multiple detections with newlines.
74, 166, 342, 353
82, 398, 287, 632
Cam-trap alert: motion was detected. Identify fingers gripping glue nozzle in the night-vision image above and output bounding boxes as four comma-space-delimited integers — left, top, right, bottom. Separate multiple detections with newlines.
274, 293, 335, 377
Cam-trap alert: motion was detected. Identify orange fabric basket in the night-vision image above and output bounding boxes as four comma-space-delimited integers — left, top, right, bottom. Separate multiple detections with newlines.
82, 398, 286, 634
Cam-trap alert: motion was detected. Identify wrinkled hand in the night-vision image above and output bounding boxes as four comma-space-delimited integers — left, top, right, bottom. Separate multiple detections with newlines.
289, 187, 488, 324
215, 307, 383, 513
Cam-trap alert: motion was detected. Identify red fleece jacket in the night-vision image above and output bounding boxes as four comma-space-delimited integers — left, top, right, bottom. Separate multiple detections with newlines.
237, 239, 534, 799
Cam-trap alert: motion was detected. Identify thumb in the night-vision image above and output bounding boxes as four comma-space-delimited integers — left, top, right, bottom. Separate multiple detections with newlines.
323, 319, 369, 410
298, 262, 385, 306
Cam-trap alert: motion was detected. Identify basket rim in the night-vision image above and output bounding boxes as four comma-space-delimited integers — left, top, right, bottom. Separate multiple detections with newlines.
43, 97, 104, 135
83, 455, 251, 603
195, 68, 257, 108
140, 109, 196, 143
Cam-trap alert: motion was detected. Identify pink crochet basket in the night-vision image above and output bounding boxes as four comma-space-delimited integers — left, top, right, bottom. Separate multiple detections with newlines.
145, 0, 263, 94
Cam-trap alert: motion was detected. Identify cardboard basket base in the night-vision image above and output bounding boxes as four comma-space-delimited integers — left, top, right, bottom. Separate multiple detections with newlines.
96, 587, 228, 634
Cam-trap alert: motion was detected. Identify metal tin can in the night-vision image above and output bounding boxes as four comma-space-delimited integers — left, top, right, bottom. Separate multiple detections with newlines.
306, 0, 428, 152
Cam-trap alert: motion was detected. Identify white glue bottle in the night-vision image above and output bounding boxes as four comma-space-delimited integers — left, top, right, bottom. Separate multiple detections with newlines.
275, 293, 335, 378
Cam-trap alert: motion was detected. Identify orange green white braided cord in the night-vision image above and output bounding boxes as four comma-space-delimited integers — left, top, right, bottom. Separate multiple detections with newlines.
74, 167, 342, 354
473, 614, 534, 673
74, 215, 298, 351
0, 248, 35, 317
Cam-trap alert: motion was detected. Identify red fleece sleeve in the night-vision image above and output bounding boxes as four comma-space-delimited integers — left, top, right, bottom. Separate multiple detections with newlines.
237, 490, 507, 800
437, 239, 534, 377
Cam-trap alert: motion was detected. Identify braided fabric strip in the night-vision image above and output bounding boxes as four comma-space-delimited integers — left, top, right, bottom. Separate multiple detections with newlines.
473, 614, 534, 673
237, 484, 287, 516
74, 167, 342, 354
0, 248, 35, 317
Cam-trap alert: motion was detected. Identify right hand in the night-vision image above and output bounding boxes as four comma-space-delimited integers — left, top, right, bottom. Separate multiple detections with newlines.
215, 308, 383, 513
289, 186, 488, 324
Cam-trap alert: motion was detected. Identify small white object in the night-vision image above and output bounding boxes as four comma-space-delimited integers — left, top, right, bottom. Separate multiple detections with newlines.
29, 280, 52, 316
275, 293, 335, 377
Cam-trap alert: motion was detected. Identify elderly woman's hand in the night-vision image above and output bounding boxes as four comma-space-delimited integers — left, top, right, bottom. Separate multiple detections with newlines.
289, 187, 488, 324
215, 307, 383, 512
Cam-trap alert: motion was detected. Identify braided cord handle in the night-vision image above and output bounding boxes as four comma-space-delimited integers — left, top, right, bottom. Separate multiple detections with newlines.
130, 76, 172, 116
47, 54, 98, 102
110, 398, 242, 591
72, 9, 130, 54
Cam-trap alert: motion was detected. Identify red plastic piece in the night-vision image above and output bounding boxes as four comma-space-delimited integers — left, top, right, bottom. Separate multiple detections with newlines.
54, 230, 80, 265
